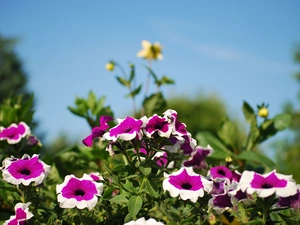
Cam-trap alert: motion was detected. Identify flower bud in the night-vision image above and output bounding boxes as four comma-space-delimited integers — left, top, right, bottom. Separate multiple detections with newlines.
258, 107, 268, 118
105, 62, 115, 71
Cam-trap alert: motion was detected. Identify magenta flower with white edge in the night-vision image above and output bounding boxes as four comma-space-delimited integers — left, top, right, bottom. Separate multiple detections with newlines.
88, 172, 104, 182
56, 173, 104, 210
278, 185, 300, 210
1, 154, 50, 186
103, 116, 146, 142
163, 167, 213, 203
82, 115, 114, 147
179, 135, 197, 155
237, 170, 297, 198
145, 114, 172, 138
124, 217, 165, 225
154, 152, 174, 168
183, 145, 213, 169
0, 122, 31, 144
163, 109, 188, 136
3, 202, 33, 225
209, 166, 233, 181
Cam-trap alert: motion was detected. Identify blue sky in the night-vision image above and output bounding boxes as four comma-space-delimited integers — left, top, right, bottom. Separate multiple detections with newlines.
0, 1, 300, 151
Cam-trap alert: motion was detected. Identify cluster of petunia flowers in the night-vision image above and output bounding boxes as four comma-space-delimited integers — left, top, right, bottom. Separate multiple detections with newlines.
1, 112, 300, 225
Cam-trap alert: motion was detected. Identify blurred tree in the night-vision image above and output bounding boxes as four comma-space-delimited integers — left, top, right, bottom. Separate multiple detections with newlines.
275, 45, 300, 182
0, 34, 30, 102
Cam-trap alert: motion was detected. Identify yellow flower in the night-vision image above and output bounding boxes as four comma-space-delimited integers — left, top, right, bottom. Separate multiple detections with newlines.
258, 107, 268, 118
105, 62, 115, 71
137, 40, 163, 60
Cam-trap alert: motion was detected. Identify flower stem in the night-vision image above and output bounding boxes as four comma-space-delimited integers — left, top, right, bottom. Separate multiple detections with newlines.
78, 209, 87, 225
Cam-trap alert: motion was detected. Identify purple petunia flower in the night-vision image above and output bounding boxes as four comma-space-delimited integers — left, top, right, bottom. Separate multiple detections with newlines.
209, 166, 233, 181
183, 145, 213, 169
163, 167, 213, 203
163, 109, 188, 136
179, 135, 197, 155
0, 122, 31, 144
145, 114, 172, 138
3, 202, 33, 225
103, 116, 146, 142
1, 154, 50, 186
124, 217, 165, 225
82, 115, 114, 146
56, 173, 103, 210
208, 193, 233, 214
154, 152, 174, 168
278, 185, 300, 210
237, 170, 297, 198
88, 172, 104, 182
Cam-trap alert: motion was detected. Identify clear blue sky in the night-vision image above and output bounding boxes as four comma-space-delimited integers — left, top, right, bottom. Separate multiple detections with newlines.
0, 1, 300, 150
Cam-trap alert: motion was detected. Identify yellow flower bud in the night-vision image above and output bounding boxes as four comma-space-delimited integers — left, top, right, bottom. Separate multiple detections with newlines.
258, 107, 269, 118
225, 156, 232, 163
105, 62, 115, 71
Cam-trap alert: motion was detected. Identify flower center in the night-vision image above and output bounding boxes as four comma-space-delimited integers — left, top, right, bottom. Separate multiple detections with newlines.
262, 183, 273, 189
20, 169, 31, 175
124, 127, 132, 133
181, 182, 192, 190
218, 169, 226, 176
75, 189, 85, 196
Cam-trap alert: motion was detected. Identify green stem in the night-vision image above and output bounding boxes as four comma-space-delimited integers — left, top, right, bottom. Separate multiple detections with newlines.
78, 209, 87, 225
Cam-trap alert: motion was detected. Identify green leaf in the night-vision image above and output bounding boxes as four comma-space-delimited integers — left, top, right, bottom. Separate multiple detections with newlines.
273, 113, 291, 131
128, 196, 143, 218
67, 106, 86, 117
144, 179, 159, 198
235, 151, 276, 168
116, 76, 130, 87
87, 91, 96, 110
158, 76, 175, 86
0, 186, 17, 192
129, 64, 135, 82
102, 187, 117, 199
139, 165, 151, 176
126, 84, 142, 98
110, 194, 129, 204
195, 132, 232, 159
144, 66, 158, 82
217, 119, 237, 148
242, 101, 256, 124
143, 92, 166, 116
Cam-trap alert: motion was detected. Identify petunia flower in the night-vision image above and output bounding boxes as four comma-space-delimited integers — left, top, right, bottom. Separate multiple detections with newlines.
237, 170, 297, 198
1, 154, 50, 186
179, 135, 197, 155
124, 217, 165, 225
183, 145, 213, 169
278, 185, 300, 210
154, 152, 174, 168
88, 172, 104, 182
137, 40, 163, 61
0, 122, 31, 144
144, 114, 172, 138
3, 202, 33, 225
83, 115, 114, 146
163, 167, 213, 203
56, 173, 103, 210
103, 116, 146, 142
163, 109, 188, 136
208, 193, 233, 214
209, 166, 233, 181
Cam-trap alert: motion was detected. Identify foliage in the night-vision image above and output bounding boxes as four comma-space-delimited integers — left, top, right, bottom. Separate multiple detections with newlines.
0, 40, 298, 225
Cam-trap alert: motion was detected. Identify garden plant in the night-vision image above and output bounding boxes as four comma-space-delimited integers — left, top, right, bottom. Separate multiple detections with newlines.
0, 40, 299, 225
